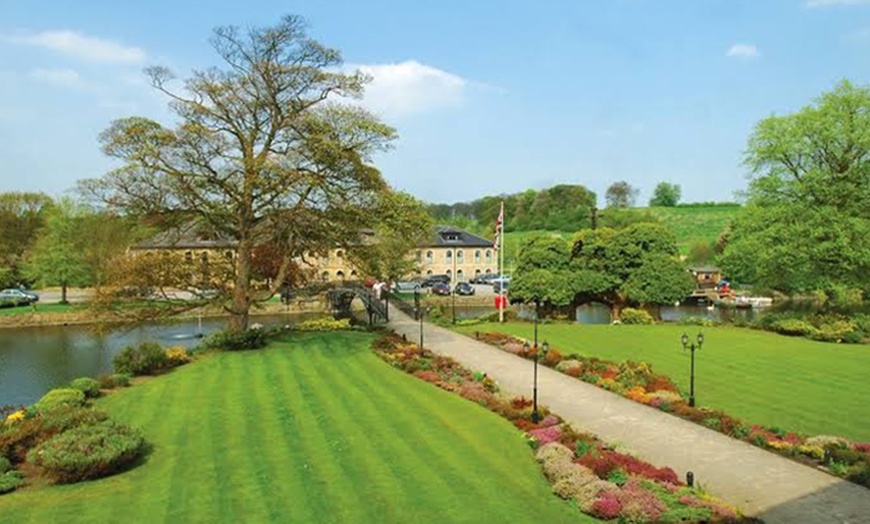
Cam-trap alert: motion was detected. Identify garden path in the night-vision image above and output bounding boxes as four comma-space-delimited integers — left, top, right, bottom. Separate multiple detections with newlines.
386, 308, 870, 524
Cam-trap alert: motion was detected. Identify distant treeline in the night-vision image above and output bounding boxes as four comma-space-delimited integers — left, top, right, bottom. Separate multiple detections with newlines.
428, 184, 597, 233
670, 202, 740, 208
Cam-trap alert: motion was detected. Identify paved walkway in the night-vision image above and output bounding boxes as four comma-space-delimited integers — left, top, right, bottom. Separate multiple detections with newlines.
387, 308, 870, 524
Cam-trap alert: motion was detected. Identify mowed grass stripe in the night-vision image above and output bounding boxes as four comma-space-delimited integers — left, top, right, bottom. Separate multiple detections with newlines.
0, 332, 589, 523
458, 323, 870, 440
309, 335, 475, 522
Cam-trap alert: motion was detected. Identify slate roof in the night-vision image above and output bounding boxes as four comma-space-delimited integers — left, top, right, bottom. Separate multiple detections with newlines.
131, 222, 236, 250
423, 226, 494, 248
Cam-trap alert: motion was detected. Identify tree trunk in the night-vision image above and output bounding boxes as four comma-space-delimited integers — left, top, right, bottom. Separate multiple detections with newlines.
229, 236, 252, 332
61, 282, 68, 304
609, 302, 621, 323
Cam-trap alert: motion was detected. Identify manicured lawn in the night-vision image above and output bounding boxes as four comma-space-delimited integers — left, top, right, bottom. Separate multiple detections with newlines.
0, 331, 590, 523
0, 303, 79, 316
456, 322, 870, 442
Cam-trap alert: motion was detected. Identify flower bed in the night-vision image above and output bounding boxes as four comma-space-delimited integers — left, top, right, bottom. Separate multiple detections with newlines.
474, 331, 870, 489
373, 333, 750, 522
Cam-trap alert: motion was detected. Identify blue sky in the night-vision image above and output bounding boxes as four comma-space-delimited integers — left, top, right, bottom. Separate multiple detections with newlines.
1, 0, 869, 206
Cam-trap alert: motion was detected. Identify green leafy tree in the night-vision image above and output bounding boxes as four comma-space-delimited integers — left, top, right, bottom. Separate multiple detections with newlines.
605, 181, 639, 209
571, 223, 694, 320
509, 235, 577, 309
0, 192, 53, 288
345, 191, 434, 282
25, 198, 90, 303
79, 16, 396, 331
649, 182, 681, 207
721, 80, 870, 295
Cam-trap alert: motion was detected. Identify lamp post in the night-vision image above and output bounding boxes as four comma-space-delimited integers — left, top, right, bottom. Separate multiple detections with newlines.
680, 332, 704, 407
451, 250, 457, 325
418, 305, 431, 349
524, 339, 550, 423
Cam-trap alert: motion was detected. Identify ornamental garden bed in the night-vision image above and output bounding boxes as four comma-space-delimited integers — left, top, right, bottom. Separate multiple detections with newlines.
472, 331, 870, 490
373, 333, 756, 523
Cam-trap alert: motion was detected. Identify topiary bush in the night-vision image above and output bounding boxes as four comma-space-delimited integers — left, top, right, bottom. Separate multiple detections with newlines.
34, 388, 85, 413
619, 308, 654, 325
204, 328, 267, 351
27, 421, 145, 484
113, 342, 169, 376
69, 377, 100, 398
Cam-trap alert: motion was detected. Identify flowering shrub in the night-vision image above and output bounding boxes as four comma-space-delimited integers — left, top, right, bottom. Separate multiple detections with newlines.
374, 334, 746, 522
3, 411, 25, 425
295, 317, 352, 331
620, 308, 654, 325
164, 346, 192, 367
473, 331, 870, 489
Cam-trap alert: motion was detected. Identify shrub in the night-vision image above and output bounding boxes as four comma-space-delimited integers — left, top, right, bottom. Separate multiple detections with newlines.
769, 318, 818, 337
535, 442, 575, 465
42, 406, 110, 433
620, 308, 654, 325
678, 316, 716, 327
204, 328, 266, 351
847, 463, 870, 488
0, 456, 10, 474
69, 377, 100, 398
35, 388, 85, 413
0, 470, 23, 494
811, 320, 857, 342
98, 373, 131, 389
296, 317, 352, 331
164, 346, 192, 367
0, 418, 48, 463
113, 342, 169, 375
27, 421, 145, 484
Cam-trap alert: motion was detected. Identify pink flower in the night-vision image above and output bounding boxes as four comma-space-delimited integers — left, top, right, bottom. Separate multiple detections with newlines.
529, 426, 562, 446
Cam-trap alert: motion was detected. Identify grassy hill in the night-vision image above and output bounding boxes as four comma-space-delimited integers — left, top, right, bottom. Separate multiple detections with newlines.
0, 332, 589, 523
644, 204, 740, 255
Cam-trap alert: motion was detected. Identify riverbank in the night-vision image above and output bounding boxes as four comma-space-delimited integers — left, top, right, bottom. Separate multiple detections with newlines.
0, 298, 328, 329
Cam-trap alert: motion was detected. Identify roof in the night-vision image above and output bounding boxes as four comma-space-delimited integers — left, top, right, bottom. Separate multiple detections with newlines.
130, 222, 237, 250
421, 226, 494, 248
690, 266, 721, 273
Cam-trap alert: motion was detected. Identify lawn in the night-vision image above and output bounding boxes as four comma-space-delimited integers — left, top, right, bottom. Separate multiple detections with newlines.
455, 322, 870, 442
644, 205, 740, 255
0, 331, 590, 523
0, 303, 79, 316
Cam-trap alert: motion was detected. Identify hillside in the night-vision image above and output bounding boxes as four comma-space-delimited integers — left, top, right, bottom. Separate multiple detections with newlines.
643, 204, 740, 255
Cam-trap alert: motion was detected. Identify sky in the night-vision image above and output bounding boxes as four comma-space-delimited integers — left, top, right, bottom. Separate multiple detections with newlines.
1, 0, 869, 207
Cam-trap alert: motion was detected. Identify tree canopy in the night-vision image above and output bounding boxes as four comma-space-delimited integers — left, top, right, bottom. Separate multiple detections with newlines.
605, 181, 639, 209
0, 192, 53, 288
25, 198, 90, 302
649, 182, 681, 207
721, 80, 870, 295
80, 15, 399, 330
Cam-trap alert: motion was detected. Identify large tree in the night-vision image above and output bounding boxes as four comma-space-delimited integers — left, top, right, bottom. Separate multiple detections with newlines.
649, 182, 681, 207
25, 198, 90, 303
509, 235, 577, 310
81, 16, 397, 331
721, 80, 870, 295
570, 223, 694, 320
0, 192, 53, 288
605, 181, 639, 209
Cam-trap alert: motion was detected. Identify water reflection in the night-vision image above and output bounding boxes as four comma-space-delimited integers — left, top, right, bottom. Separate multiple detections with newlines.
0, 313, 319, 407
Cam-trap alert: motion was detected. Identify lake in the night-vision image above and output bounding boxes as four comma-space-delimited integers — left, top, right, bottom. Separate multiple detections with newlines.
0, 313, 319, 407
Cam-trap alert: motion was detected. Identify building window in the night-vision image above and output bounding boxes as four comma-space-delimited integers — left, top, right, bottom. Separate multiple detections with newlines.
321, 271, 329, 282
350, 270, 357, 279
427, 269, 433, 275
200, 252, 208, 264
457, 250, 464, 263
475, 269, 482, 277
485, 250, 493, 263
225, 251, 233, 260
184, 251, 193, 263
416, 250, 422, 262
337, 270, 345, 280
474, 250, 481, 263
426, 251, 434, 265
485, 268, 492, 274
446, 269, 452, 281
457, 269, 464, 281
336, 250, 343, 259
446, 250, 452, 263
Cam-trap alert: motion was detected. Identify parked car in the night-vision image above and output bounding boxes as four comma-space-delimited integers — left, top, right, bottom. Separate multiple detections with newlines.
454, 282, 475, 296
392, 281, 422, 293
422, 274, 451, 288
493, 281, 510, 295
471, 273, 498, 284
0, 288, 38, 306
431, 282, 451, 296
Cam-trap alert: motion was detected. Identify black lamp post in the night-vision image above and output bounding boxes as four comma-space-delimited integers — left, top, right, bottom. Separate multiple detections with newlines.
524, 339, 550, 423
418, 305, 431, 349
680, 332, 704, 407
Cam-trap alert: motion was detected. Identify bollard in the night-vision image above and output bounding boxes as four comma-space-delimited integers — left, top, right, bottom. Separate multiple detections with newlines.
686, 471, 694, 487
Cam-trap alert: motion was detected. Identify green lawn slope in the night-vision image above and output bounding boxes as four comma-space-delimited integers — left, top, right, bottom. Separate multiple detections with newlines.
644, 205, 740, 255
0, 331, 592, 524
456, 323, 870, 442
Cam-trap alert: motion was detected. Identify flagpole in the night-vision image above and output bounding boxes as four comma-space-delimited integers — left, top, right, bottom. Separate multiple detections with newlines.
499, 201, 505, 323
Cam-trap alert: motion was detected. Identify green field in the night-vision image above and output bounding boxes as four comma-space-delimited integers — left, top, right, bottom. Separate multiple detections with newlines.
0, 332, 590, 523
455, 322, 870, 442
644, 205, 740, 255
0, 303, 79, 316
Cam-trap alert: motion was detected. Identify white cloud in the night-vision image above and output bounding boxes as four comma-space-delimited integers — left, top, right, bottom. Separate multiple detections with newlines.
347, 60, 468, 119
9, 30, 145, 64
807, 0, 870, 7
28, 68, 84, 89
726, 44, 760, 59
